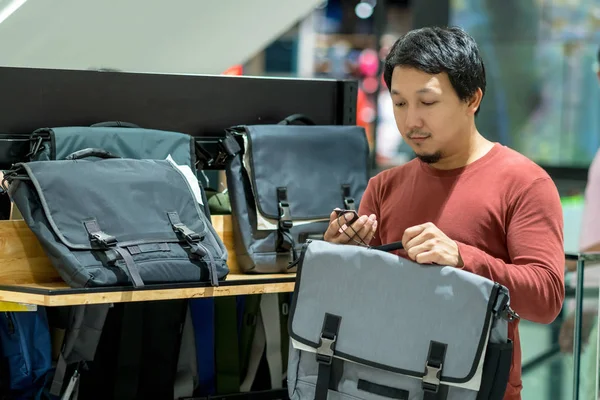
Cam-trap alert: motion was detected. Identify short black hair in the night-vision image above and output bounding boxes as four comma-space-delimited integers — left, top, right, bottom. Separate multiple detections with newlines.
383, 26, 486, 111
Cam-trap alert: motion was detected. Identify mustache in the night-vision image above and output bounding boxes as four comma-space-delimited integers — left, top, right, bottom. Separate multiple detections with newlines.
406, 130, 431, 139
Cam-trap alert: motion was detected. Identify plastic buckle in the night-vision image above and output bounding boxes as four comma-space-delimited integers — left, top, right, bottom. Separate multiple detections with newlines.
422, 362, 442, 393
173, 224, 201, 244
278, 201, 293, 230
316, 335, 336, 366
344, 197, 355, 210
90, 232, 117, 248
25, 136, 44, 158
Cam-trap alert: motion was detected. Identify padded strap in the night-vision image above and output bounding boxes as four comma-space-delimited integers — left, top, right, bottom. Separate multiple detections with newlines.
113, 303, 144, 399
315, 313, 342, 400
50, 354, 68, 395
114, 247, 145, 288
215, 297, 241, 394
239, 295, 261, 382
239, 308, 266, 392
174, 305, 198, 399
422, 341, 449, 400
261, 294, 283, 389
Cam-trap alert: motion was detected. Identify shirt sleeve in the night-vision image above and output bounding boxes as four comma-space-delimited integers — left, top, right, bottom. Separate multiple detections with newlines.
358, 176, 382, 246
579, 152, 600, 251
457, 177, 565, 324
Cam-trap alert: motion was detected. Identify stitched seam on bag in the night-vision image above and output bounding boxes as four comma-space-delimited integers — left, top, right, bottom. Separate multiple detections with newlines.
295, 380, 364, 400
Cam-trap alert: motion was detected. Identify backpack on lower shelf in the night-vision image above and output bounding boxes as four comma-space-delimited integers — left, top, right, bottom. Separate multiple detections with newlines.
287, 240, 516, 400
0, 308, 53, 400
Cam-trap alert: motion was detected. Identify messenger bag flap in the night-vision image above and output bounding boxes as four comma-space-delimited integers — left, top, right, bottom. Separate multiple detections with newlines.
31, 126, 194, 168
12, 158, 207, 250
243, 125, 369, 221
289, 240, 504, 386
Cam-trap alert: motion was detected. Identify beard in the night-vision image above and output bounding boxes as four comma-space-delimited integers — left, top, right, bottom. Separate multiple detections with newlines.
415, 151, 442, 164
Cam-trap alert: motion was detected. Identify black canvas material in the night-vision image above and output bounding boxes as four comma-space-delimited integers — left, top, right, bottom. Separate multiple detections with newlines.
5, 157, 228, 288
223, 122, 369, 273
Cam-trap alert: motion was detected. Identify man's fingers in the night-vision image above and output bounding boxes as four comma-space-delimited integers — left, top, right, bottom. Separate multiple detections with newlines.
402, 224, 428, 247
350, 216, 373, 244
415, 250, 439, 265
324, 210, 345, 242
406, 241, 433, 260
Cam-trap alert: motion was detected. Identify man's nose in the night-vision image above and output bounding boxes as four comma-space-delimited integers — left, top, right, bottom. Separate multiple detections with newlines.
405, 106, 423, 130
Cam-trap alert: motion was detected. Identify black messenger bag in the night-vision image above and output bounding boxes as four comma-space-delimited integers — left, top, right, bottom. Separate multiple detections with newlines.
4, 149, 229, 288
219, 115, 370, 274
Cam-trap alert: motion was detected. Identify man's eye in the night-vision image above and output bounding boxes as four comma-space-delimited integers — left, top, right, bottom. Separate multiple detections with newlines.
394, 102, 406, 107
422, 101, 436, 106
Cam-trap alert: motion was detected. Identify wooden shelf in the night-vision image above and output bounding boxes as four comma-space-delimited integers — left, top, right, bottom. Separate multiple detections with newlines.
0, 274, 296, 307
0, 215, 296, 308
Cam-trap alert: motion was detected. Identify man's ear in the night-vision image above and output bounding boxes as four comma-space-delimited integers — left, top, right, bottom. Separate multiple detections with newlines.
466, 88, 483, 116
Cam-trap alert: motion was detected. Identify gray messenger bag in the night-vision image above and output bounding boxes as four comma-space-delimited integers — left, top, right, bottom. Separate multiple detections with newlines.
220, 115, 370, 274
3, 148, 229, 288
287, 240, 517, 400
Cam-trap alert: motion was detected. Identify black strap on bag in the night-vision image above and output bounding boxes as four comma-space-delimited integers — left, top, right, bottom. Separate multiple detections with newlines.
370, 241, 404, 252
276, 187, 297, 266
422, 341, 449, 400
315, 313, 341, 400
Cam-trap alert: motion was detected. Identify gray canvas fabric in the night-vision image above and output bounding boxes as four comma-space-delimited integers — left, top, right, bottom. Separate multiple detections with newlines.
30, 126, 194, 168
288, 240, 515, 400
27, 124, 214, 219
224, 125, 370, 273
6, 157, 228, 288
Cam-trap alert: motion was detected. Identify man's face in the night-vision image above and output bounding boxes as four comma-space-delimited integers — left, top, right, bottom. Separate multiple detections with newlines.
390, 66, 473, 164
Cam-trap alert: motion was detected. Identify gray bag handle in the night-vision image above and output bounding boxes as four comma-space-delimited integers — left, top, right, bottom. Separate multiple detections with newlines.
90, 121, 140, 128
65, 148, 120, 160
277, 114, 315, 126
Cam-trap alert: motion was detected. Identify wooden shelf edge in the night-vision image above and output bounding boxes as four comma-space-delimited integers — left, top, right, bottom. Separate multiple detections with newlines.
0, 278, 296, 307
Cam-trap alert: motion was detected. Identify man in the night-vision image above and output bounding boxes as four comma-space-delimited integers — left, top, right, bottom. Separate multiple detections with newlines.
324, 26, 565, 400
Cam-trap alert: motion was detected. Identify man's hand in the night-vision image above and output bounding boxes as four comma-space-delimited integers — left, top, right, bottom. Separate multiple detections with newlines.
402, 222, 464, 267
323, 209, 377, 245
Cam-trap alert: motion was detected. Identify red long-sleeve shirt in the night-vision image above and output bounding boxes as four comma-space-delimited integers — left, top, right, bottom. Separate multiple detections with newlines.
358, 143, 565, 400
